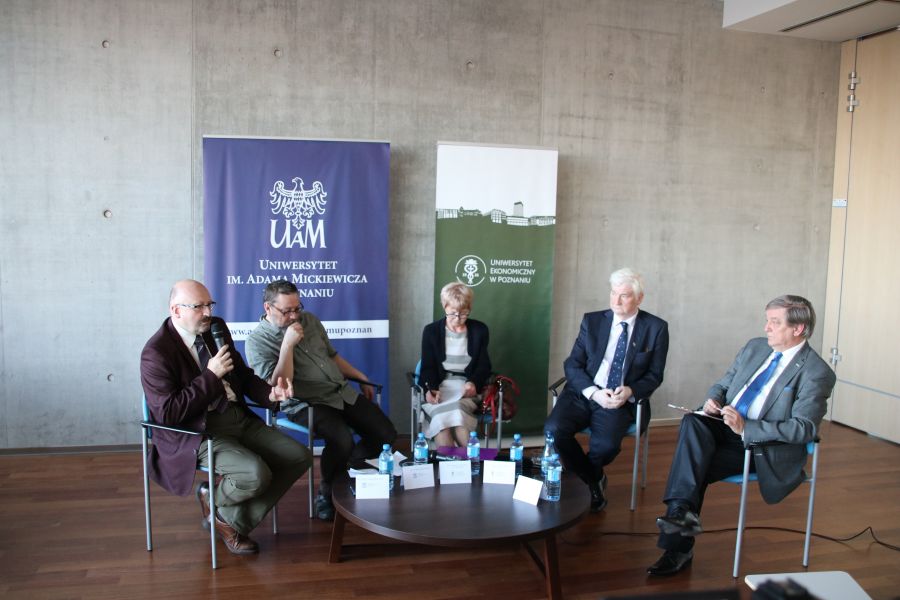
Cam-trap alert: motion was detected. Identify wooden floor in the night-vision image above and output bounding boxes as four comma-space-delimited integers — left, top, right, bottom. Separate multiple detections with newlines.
1, 420, 899, 600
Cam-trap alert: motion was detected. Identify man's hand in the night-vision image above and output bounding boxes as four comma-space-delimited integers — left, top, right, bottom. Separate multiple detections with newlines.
269, 376, 293, 404
720, 405, 745, 435
426, 390, 441, 405
591, 388, 624, 409
282, 322, 304, 348
462, 382, 477, 398
703, 399, 723, 416
206, 345, 234, 379
359, 379, 375, 402
610, 385, 632, 407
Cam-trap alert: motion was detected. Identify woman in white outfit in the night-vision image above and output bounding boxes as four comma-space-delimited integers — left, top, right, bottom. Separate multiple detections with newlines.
419, 282, 492, 447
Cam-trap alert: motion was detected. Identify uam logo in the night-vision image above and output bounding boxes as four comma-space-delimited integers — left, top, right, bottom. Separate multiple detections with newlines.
269, 176, 328, 248
454, 255, 486, 287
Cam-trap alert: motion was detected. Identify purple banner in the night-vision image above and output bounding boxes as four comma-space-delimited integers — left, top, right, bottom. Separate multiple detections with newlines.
202, 137, 391, 412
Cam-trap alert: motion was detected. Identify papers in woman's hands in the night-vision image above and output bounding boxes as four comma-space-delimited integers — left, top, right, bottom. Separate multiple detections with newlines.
667, 403, 723, 421
438, 379, 465, 403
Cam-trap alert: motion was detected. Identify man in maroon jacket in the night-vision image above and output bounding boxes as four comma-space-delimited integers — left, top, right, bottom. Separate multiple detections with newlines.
140, 279, 312, 555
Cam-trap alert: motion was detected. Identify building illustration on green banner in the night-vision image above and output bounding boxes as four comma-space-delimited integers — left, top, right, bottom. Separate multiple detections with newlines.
434, 143, 559, 437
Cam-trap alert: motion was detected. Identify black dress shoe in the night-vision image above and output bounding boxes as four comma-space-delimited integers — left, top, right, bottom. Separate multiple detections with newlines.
647, 550, 693, 576
589, 482, 607, 513
656, 506, 702, 536
315, 493, 335, 521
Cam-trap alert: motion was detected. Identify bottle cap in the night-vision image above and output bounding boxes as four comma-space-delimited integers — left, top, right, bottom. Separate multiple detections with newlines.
382, 444, 390, 450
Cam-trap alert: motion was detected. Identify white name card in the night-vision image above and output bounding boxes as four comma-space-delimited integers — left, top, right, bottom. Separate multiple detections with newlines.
512, 475, 544, 505
438, 460, 472, 484
355, 473, 390, 499
401, 464, 435, 490
482, 460, 516, 485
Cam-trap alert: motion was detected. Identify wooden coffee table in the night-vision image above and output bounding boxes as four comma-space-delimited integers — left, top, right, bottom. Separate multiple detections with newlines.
329, 464, 590, 599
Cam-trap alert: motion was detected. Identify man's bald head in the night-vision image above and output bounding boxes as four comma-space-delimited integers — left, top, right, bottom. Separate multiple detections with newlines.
169, 279, 215, 335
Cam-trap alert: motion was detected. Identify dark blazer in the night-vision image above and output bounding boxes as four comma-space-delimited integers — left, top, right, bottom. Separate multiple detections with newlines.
562, 309, 669, 403
707, 337, 835, 504
420, 318, 491, 393
140, 316, 277, 496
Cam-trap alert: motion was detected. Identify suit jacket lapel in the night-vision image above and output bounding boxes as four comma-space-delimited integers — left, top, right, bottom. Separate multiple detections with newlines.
591, 311, 613, 375
758, 344, 809, 419
623, 312, 645, 375
165, 318, 203, 376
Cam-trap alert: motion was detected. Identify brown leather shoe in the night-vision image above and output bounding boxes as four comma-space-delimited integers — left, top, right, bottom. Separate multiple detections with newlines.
213, 514, 259, 555
197, 483, 212, 530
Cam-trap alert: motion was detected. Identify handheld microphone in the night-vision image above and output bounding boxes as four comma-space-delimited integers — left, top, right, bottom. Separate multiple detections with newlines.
210, 322, 228, 352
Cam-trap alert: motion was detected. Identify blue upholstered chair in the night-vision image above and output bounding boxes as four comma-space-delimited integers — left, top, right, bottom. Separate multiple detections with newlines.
548, 376, 650, 511
140, 393, 220, 568
141, 394, 287, 568
723, 439, 820, 578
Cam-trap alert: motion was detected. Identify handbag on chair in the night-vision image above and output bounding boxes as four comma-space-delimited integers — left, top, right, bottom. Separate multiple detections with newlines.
480, 374, 519, 427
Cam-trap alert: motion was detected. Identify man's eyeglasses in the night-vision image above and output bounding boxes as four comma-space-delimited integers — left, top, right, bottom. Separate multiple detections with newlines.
177, 302, 216, 312
446, 312, 470, 320
269, 302, 304, 316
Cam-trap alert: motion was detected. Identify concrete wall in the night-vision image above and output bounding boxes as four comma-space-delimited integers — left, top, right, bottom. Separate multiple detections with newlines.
0, 0, 839, 448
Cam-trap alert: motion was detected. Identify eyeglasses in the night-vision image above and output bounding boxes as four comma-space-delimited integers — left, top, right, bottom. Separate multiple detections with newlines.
445, 312, 470, 320
177, 302, 216, 312
269, 302, 304, 316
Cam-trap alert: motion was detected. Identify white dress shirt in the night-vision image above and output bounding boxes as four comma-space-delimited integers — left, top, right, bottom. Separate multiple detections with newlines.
582, 311, 638, 401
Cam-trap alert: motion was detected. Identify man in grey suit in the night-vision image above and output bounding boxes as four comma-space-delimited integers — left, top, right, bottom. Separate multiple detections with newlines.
647, 295, 836, 576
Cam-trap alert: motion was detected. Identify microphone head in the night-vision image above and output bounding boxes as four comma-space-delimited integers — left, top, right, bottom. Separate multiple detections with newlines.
210, 321, 227, 349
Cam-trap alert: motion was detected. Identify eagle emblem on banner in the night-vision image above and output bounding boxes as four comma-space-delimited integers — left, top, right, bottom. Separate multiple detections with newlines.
269, 177, 328, 229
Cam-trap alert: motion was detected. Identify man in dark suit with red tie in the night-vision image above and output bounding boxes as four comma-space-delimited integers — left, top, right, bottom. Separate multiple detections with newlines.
545, 268, 669, 512
140, 279, 312, 555
647, 294, 836, 576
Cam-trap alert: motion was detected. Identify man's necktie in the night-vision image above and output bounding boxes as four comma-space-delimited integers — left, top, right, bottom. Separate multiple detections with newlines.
606, 322, 629, 389
193, 335, 210, 369
733, 352, 783, 417
194, 335, 227, 413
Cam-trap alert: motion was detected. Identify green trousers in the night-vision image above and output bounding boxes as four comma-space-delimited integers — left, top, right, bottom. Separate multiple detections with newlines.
197, 403, 312, 536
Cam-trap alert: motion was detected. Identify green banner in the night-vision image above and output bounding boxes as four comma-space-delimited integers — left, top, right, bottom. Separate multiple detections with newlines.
434, 143, 558, 436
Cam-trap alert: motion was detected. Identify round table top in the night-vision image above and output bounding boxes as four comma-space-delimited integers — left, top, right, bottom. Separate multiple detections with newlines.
331, 463, 590, 547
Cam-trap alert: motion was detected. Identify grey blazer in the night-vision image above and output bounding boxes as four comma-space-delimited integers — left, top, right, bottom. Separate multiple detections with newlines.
707, 337, 836, 504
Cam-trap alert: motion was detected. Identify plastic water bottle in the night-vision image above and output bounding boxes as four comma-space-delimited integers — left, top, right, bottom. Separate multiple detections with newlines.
378, 443, 394, 491
509, 433, 524, 479
414, 432, 429, 465
541, 431, 557, 479
545, 454, 562, 501
467, 431, 481, 475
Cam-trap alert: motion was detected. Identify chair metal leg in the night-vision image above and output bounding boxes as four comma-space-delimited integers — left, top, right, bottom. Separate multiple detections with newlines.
641, 423, 650, 488
630, 403, 642, 511
208, 439, 217, 570
308, 405, 315, 519
732, 448, 752, 578
803, 442, 819, 567
410, 386, 420, 443
142, 428, 153, 552
495, 387, 504, 450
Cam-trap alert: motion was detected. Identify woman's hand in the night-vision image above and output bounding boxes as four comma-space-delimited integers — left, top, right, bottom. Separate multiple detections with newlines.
462, 382, 476, 397
426, 389, 441, 404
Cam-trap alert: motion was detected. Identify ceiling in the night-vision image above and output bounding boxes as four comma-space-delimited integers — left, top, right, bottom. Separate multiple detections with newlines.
723, 0, 900, 41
